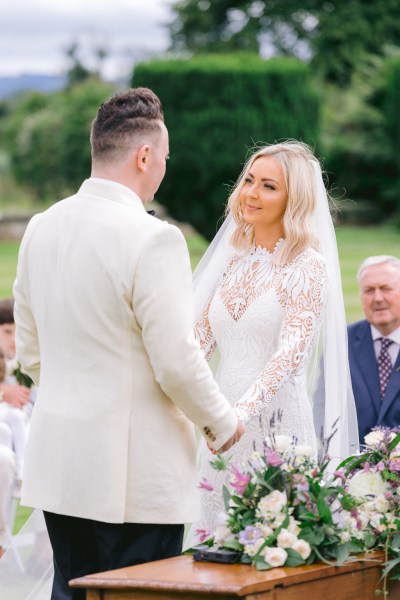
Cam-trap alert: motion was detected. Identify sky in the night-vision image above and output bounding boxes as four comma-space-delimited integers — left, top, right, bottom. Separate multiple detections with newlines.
1, 0, 174, 80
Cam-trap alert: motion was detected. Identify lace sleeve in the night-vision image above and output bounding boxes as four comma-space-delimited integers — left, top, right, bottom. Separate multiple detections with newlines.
194, 292, 217, 362
234, 252, 327, 424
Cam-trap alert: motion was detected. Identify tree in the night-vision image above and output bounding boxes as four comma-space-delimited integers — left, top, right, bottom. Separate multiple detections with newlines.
169, 0, 400, 85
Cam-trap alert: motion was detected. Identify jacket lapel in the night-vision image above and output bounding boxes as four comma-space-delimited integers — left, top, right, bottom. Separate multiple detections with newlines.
354, 322, 381, 416
378, 347, 400, 422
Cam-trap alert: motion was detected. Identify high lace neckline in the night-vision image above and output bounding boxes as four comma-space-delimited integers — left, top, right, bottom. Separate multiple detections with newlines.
252, 237, 285, 256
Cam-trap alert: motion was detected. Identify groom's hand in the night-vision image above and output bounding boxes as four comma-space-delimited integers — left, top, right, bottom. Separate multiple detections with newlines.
215, 419, 245, 454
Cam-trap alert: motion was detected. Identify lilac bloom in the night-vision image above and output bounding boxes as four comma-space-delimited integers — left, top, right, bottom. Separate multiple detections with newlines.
334, 469, 347, 482
196, 528, 212, 543
362, 462, 371, 472
265, 448, 283, 467
388, 459, 400, 473
376, 461, 385, 471
230, 465, 251, 495
198, 477, 214, 491
238, 526, 261, 546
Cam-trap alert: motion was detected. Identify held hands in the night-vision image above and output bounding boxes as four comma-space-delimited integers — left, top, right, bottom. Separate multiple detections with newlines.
0, 383, 30, 409
208, 419, 245, 454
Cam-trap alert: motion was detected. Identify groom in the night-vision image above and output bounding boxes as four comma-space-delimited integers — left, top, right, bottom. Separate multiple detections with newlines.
14, 87, 243, 600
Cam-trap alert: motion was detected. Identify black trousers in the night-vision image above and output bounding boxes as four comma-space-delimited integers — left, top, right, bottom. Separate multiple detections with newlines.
43, 511, 184, 600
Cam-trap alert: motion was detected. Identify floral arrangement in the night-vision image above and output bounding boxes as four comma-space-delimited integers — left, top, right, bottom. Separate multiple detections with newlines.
194, 427, 400, 596
336, 427, 400, 595
195, 434, 357, 571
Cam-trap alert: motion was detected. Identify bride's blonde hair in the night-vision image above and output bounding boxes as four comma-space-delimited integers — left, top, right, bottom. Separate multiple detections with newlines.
226, 140, 322, 266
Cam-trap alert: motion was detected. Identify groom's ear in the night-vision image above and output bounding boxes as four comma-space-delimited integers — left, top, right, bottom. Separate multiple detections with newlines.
136, 144, 151, 173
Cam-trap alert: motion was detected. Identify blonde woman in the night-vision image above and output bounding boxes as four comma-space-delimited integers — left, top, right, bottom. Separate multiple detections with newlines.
186, 141, 358, 547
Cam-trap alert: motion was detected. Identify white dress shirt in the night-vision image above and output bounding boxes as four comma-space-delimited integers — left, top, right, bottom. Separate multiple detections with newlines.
371, 325, 400, 366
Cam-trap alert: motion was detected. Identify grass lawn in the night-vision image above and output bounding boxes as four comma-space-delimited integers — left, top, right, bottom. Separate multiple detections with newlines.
5, 222, 400, 532
3, 224, 400, 322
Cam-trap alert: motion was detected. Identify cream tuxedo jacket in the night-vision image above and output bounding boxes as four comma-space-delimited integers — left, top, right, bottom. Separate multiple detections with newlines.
14, 178, 237, 524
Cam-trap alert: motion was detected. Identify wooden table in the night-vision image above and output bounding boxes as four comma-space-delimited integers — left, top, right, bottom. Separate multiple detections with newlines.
70, 552, 400, 599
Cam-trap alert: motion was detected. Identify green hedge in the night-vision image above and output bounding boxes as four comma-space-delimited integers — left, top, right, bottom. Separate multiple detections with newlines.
3, 79, 114, 200
133, 54, 320, 240
384, 58, 400, 171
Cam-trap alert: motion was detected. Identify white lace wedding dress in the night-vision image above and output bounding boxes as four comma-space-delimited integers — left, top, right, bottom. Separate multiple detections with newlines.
185, 241, 327, 548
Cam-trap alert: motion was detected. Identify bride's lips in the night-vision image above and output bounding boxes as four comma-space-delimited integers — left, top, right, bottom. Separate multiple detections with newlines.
245, 203, 261, 211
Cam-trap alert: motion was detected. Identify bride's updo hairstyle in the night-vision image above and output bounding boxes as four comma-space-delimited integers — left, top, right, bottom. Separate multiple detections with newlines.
226, 140, 322, 266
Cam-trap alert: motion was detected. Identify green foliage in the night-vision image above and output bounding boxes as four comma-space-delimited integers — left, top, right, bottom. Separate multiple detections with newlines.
384, 57, 400, 172
133, 54, 319, 240
320, 53, 400, 219
170, 0, 400, 86
383, 57, 400, 218
2, 79, 114, 201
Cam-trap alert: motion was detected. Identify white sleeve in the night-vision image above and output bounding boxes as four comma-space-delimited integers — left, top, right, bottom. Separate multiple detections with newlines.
133, 223, 237, 450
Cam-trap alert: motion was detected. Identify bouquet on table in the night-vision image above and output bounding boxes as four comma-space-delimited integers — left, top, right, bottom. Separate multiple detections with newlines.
192, 426, 400, 596
195, 433, 358, 570
336, 427, 400, 594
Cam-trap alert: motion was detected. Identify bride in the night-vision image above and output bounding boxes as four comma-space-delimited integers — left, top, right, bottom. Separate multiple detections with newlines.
185, 140, 359, 547
0, 141, 358, 596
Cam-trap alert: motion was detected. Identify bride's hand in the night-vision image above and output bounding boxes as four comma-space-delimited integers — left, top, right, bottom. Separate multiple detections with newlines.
214, 419, 245, 454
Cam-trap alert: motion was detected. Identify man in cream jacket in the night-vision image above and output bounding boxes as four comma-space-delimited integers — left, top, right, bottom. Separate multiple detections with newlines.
14, 87, 243, 600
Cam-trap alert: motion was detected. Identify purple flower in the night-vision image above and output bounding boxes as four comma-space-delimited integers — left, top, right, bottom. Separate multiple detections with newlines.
388, 459, 400, 473
196, 528, 212, 543
362, 462, 371, 472
198, 477, 214, 491
265, 448, 283, 467
229, 465, 251, 495
376, 461, 385, 472
334, 469, 347, 482
238, 526, 262, 545
292, 473, 309, 492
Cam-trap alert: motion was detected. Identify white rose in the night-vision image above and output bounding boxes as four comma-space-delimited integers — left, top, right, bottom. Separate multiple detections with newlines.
214, 525, 233, 545
339, 531, 351, 543
277, 529, 297, 548
262, 546, 288, 567
292, 539, 312, 560
287, 517, 301, 536
359, 500, 376, 519
347, 471, 388, 499
295, 445, 315, 458
271, 512, 286, 530
374, 495, 389, 513
258, 490, 287, 518
274, 435, 292, 452
257, 523, 274, 538
364, 430, 385, 448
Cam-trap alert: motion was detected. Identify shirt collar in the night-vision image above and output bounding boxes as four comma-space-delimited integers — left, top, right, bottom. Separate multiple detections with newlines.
78, 178, 147, 212
370, 324, 400, 344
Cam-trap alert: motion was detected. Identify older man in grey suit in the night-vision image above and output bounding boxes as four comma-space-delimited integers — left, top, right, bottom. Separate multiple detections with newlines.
14, 87, 243, 599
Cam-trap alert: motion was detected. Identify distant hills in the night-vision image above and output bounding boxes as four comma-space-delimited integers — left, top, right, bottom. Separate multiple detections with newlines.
0, 74, 67, 99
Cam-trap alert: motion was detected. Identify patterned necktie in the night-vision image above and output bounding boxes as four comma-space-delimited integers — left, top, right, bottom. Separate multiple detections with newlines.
378, 337, 393, 400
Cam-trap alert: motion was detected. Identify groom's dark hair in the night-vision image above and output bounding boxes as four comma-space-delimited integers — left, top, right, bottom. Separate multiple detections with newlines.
90, 87, 164, 163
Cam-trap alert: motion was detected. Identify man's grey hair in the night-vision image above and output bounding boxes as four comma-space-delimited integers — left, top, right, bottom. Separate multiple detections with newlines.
357, 255, 400, 283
